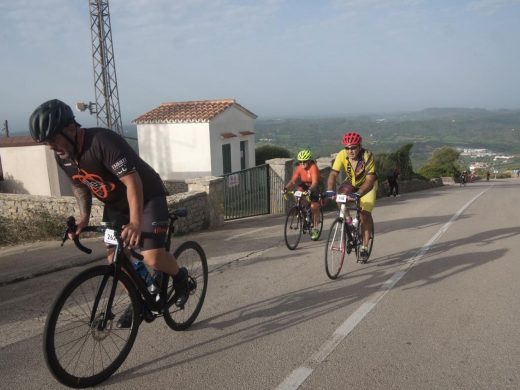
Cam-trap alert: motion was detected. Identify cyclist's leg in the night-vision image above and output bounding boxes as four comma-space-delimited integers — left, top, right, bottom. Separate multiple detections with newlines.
337, 183, 356, 219
359, 182, 377, 248
309, 192, 321, 227
139, 197, 189, 305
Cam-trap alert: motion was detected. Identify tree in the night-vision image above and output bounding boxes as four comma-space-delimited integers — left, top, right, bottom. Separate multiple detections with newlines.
255, 144, 291, 165
375, 143, 415, 181
418, 146, 462, 178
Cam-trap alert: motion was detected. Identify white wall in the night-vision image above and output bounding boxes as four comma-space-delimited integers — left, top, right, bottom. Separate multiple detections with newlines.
137, 123, 212, 180
0, 145, 72, 196
210, 105, 256, 175
136, 104, 256, 179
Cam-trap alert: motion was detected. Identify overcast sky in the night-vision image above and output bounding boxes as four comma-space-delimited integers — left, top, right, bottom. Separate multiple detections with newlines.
1, 0, 519, 132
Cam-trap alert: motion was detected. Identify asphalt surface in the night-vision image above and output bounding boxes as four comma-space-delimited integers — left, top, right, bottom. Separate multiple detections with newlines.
0, 212, 290, 286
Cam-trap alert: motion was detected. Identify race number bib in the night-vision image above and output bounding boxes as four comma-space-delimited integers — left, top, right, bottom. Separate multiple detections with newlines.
336, 194, 347, 203
294, 190, 303, 198
104, 229, 118, 245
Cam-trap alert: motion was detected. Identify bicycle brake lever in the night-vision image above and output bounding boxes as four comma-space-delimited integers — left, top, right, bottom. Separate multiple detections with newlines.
60, 230, 69, 247
61, 216, 76, 247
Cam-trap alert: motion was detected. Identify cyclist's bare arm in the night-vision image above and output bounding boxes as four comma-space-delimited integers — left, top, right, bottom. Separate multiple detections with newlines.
119, 172, 144, 248
71, 183, 92, 237
309, 164, 320, 192
327, 169, 340, 190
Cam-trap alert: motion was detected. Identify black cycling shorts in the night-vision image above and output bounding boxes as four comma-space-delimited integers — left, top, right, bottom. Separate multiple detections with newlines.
102, 196, 169, 250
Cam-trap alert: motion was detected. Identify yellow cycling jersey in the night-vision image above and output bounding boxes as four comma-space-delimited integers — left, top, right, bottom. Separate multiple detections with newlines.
331, 148, 376, 188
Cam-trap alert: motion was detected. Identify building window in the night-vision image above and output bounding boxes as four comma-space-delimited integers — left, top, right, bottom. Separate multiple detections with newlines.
240, 140, 248, 170
222, 144, 232, 174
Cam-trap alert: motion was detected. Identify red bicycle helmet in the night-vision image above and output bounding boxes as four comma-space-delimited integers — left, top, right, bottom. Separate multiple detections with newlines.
342, 132, 362, 146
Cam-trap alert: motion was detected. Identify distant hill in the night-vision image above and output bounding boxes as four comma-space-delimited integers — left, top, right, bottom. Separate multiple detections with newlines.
255, 108, 520, 169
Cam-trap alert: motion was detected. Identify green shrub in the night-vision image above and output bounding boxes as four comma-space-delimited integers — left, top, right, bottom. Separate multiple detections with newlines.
255, 144, 291, 165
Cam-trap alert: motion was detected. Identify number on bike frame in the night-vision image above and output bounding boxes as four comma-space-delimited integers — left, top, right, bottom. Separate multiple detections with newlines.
294, 190, 303, 198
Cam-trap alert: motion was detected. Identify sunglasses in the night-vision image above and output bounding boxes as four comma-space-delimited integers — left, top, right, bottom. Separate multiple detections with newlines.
345, 146, 359, 151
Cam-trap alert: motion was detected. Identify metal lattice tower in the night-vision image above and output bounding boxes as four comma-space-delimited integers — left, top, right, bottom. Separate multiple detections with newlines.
89, 0, 123, 135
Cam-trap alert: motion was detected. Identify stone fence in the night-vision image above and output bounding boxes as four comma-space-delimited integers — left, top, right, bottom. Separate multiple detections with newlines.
0, 176, 224, 235
0, 165, 444, 237
266, 157, 443, 213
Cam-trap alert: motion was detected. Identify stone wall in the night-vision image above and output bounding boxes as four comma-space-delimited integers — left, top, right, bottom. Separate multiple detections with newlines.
0, 176, 226, 235
164, 180, 189, 194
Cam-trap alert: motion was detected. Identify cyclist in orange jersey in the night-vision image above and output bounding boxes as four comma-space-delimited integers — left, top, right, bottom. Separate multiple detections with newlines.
283, 149, 322, 240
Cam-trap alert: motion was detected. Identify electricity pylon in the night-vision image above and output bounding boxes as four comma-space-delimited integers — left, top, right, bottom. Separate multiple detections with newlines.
88, 0, 123, 135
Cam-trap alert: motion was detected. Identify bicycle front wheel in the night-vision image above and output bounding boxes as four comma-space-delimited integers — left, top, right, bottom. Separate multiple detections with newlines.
43, 265, 140, 388
163, 241, 208, 331
325, 218, 346, 279
284, 206, 303, 250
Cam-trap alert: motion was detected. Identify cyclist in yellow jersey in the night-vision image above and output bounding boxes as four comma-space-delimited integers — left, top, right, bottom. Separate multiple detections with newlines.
325, 132, 378, 262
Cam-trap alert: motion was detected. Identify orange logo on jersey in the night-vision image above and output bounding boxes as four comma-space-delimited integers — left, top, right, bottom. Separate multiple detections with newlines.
72, 169, 116, 200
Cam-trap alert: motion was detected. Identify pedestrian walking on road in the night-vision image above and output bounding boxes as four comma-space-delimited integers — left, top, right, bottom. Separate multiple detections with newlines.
386, 167, 400, 197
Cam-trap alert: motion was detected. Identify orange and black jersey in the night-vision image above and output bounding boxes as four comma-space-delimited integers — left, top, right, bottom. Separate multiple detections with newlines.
56, 128, 167, 210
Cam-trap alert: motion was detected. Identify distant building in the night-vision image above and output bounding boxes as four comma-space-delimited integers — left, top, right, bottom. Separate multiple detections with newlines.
0, 136, 72, 195
133, 99, 257, 180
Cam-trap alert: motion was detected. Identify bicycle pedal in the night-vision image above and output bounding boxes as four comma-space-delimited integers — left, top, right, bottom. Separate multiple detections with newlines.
142, 306, 156, 323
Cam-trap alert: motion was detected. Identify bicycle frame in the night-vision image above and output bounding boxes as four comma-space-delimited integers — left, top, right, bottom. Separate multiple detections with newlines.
78, 218, 177, 329
44, 208, 208, 388
335, 193, 361, 244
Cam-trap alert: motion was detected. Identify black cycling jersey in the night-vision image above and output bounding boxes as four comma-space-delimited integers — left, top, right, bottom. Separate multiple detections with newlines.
56, 127, 167, 211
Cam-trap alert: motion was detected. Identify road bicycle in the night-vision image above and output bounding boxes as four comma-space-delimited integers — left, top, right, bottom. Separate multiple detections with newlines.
324, 194, 374, 279
283, 190, 324, 250
43, 208, 208, 388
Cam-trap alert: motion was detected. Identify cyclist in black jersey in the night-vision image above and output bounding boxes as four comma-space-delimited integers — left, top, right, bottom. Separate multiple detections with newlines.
29, 99, 189, 326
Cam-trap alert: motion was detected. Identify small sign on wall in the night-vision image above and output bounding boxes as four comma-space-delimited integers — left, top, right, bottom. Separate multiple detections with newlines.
227, 174, 239, 187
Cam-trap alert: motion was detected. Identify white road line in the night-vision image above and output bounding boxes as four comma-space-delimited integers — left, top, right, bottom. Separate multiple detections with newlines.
275, 189, 488, 390
224, 226, 275, 241
0, 291, 42, 308
0, 315, 47, 349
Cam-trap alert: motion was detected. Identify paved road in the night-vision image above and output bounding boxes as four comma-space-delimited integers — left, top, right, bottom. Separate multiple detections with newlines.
1, 179, 519, 389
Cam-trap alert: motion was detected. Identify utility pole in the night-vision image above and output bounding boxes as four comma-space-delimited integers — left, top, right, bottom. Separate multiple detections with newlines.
88, 0, 123, 135
1, 120, 9, 137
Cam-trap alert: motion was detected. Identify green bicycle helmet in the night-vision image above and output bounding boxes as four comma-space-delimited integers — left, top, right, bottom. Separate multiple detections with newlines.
297, 149, 313, 162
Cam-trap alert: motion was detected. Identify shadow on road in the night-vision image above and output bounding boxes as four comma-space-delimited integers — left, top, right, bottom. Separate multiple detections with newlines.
107, 225, 518, 385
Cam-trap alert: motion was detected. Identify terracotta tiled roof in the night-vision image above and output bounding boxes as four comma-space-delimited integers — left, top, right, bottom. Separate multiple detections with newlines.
132, 99, 257, 124
0, 136, 39, 148
220, 132, 237, 139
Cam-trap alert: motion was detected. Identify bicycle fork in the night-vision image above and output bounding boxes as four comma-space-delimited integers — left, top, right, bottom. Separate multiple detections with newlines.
89, 265, 121, 331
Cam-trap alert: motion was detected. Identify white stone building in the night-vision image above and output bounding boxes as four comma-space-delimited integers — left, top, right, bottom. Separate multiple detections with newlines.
0, 136, 72, 196
133, 99, 257, 180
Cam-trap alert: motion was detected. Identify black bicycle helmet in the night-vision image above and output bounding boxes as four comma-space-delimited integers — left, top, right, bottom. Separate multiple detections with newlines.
29, 99, 76, 142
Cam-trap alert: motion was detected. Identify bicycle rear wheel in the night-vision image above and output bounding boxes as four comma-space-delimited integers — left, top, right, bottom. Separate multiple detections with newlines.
163, 241, 208, 331
284, 206, 303, 250
325, 218, 346, 279
43, 265, 140, 388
